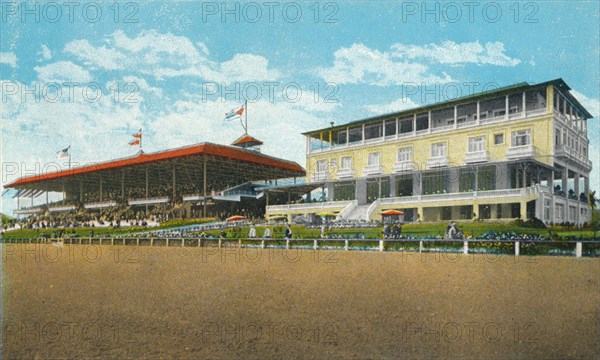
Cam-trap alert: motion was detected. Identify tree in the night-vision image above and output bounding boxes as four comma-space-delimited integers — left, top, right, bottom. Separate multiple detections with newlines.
589, 190, 598, 209
591, 210, 600, 240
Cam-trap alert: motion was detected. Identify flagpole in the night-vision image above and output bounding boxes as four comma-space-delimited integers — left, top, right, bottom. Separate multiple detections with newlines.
140, 128, 143, 150
244, 99, 248, 134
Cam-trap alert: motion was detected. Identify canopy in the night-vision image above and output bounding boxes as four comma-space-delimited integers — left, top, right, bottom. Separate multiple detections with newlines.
381, 209, 404, 216
226, 215, 246, 222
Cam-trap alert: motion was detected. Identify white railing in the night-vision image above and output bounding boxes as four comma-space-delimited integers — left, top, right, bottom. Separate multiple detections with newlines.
311, 171, 332, 182
48, 205, 76, 212
267, 200, 352, 213
506, 144, 534, 159
365, 199, 381, 221
13, 207, 43, 215
128, 197, 169, 206
337, 200, 358, 220
84, 201, 117, 209
337, 168, 355, 179
457, 121, 476, 129
427, 156, 448, 169
362, 164, 384, 176
431, 124, 453, 133
464, 151, 489, 164
393, 161, 414, 173
555, 145, 592, 170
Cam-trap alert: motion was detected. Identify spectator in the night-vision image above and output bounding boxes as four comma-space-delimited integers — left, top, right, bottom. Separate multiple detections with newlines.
263, 227, 271, 238
248, 224, 256, 238
284, 224, 293, 239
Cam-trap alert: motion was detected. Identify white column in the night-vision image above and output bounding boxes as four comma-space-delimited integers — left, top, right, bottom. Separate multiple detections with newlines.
427, 111, 432, 133
453, 106, 458, 129
476, 101, 480, 125
413, 114, 417, 135
505, 95, 509, 120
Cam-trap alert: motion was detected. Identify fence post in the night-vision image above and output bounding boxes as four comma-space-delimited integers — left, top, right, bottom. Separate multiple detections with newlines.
344, 239, 349, 251
261, 239, 265, 249
286, 239, 290, 250
419, 241, 423, 253
463, 241, 468, 255
111, 238, 114, 246
313, 239, 318, 250
166, 238, 169, 247
379, 240, 384, 252
515, 241, 520, 256
218, 238, 222, 249
576, 242, 582, 258
182, 238, 185, 247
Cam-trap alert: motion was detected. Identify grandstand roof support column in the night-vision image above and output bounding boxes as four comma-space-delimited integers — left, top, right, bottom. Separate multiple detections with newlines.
99, 178, 103, 202
46, 191, 48, 205
121, 170, 125, 202
79, 182, 83, 202
172, 166, 176, 200
145, 168, 149, 212
203, 156, 207, 217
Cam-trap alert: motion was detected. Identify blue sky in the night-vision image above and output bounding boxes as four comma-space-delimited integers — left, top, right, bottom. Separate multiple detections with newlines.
1, 1, 599, 215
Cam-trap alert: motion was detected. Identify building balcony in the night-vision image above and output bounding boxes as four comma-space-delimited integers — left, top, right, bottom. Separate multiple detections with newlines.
427, 156, 448, 169
506, 144, 534, 159
464, 151, 489, 164
336, 167, 355, 179
393, 161, 414, 173
362, 164, 384, 176
311, 171, 332, 182
555, 145, 592, 171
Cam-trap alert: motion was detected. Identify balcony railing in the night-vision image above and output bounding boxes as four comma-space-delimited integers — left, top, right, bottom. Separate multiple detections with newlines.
267, 200, 351, 213
84, 201, 117, 209
427, 156, 448, 169
311, 171, 332, 182
363, 164, 384, 176
555, 145, 592, 170
464, 151, 489, 164
337, 167, 355, 179
128, 197, 169, 206
393, 161, 414, 173
506, 144, 534, 159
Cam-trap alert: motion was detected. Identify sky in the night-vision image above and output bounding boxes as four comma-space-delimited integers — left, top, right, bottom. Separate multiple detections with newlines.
1, 1, 599, 216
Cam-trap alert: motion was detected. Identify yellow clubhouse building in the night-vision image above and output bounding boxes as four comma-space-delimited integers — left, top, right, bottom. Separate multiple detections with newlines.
266, 79, 593, 225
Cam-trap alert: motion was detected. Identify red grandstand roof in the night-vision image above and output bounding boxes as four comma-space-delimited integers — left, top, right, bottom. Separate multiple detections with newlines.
231, 134, 263, 147
5, 142, 304, 189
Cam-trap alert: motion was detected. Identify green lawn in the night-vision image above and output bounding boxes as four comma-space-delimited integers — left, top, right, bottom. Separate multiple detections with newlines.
2, 219, 597, 240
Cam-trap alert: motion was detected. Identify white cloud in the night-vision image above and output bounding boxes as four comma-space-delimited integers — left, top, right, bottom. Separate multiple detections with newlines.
319, 43, 453, 86
34, 61, 92, 83
220, 54, 280, 82
0, 52, 17, 68
37, 45, 52, 61
366, 97, 420, 114
64, 30, 279, 83
391, 41, 521, 67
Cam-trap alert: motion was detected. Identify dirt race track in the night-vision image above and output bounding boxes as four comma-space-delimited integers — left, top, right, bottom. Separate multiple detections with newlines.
2, 243, 599, 359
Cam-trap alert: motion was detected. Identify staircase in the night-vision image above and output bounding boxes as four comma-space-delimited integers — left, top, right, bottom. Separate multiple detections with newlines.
344, 204, 371, 221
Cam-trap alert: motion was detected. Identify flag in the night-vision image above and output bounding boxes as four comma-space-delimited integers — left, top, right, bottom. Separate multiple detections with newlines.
224, 104, 244, 121
132, 129, 142, 139
56, 146, 70, 159
129, 139, 140, 146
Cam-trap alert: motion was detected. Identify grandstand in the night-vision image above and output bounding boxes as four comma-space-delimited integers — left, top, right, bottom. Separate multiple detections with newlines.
4, 139, 307, 227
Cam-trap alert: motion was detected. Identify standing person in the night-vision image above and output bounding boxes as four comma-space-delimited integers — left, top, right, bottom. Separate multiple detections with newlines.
284, 224, 293, 239
263, 227, 271, 238
448, 222, 458, 240
396, 222, 403, 238
445, 221, 453, 239
320, 224, 326, 238
392, 224, 400, 239
248, 224, 256, 239
383, 224, 391, 239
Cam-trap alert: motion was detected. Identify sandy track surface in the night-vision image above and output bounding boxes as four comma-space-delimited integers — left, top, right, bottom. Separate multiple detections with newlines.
2, 244, 599, 359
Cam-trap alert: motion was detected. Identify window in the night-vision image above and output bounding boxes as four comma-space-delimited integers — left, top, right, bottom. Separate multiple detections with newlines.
316, 160, 328, 173
555, 204, 564, 222
368, 152, 381, 166
337, 130, 347, 144
494, 133, 504, 145
468, 136, 485, 153
555, 129, 561, 146
493, 109, 506, 117
348, 127, 362, 143
364, 123, 382, 140
341, 156, 352, 170
511, 129, 530, 147
384, 119, 397, 136
397, 147, 412, 162
544, 199, 551, 220
399, 117, 413, 133
431, 143, 446, 157
477, 166, 496, 191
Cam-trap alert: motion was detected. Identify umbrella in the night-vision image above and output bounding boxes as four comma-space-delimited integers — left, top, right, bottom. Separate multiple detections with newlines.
226, 215, 246, 222
381, 209, 404, 216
